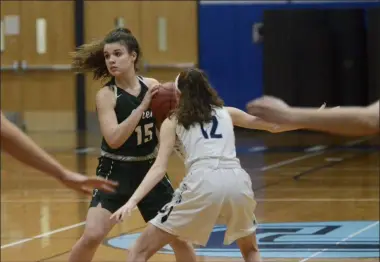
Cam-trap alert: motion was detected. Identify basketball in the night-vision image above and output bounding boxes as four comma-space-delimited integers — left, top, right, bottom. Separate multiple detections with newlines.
151, 82, 178, 127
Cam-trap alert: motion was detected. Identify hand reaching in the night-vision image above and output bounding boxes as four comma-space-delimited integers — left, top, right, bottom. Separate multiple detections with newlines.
246, 96, 293, 124
60, 171, 118, 195
140, 85, 159, 111
246, 96, 338, 125
110, 199, 137, 223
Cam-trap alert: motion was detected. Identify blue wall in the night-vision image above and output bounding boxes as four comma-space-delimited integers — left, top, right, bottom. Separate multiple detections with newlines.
199, 1, 380, 110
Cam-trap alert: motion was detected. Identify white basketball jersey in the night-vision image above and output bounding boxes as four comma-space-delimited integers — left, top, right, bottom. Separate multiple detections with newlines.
175, 107, 238, 169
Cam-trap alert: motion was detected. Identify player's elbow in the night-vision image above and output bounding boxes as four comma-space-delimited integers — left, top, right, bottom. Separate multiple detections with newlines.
108, 141, 121, 149
267, 125, 281, 133
102, 127, 131, 149
103, 136, 123, 149
266, 124, 286, 133
268, 126, 294, 133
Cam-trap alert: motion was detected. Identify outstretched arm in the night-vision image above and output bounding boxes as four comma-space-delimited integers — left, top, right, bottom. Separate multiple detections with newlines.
1, 111, 68, 179
226, 106, 299, 133
0, 111, 117, 194
286, 101, 379, 136
247, 96, 379, 136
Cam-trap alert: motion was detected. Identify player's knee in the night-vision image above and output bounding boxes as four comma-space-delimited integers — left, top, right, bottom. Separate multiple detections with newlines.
127, 246, 148, 262
81, 226, 107, 247
169, 238, 193, 252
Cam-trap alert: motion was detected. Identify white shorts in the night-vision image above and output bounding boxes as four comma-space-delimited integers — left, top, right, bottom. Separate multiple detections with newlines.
150, 165, 257, 246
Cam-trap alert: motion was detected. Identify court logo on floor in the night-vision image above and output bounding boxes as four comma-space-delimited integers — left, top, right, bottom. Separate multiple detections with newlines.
105, 221, 379, 259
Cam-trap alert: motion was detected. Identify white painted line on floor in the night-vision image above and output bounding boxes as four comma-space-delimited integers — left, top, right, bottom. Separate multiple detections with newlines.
261, 151, 324, 171
261, 137, 371, 171
1, 222, 86, 249
299, 221, 379, 262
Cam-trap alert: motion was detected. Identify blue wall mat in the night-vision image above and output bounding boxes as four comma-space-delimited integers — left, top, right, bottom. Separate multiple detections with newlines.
199, 1, 380, 110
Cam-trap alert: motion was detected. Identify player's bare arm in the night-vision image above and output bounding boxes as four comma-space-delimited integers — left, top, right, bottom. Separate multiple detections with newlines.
246, 96, 378, 136
226, 106, 300, 133
0, 111, 118, 195
96, 86, 146, 148
130, 118, 176, 204
289, 101, 379, 136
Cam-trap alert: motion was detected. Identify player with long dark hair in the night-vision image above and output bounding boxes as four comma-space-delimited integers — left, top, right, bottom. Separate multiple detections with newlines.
111, 69, 301, 262
68, 28, 195, 262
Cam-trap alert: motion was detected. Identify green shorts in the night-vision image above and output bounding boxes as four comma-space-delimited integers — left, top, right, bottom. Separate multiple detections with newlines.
90, 156, 174, 222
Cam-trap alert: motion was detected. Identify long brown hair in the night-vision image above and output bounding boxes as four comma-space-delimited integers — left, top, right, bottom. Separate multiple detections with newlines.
173, 69, 224, 129
70, 28, 141, 81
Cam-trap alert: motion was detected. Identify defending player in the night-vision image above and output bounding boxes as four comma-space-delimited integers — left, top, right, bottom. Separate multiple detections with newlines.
111, 69, 301, 262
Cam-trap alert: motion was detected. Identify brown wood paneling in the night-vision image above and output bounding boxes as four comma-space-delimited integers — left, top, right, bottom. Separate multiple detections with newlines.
143, 70, 182, 84
1, 1, 22, 112
140, 1, 198, 66
19, 1, 75, 111
18, 1, 75, 131
20, 1, 74, 65
84, 1, 141, 112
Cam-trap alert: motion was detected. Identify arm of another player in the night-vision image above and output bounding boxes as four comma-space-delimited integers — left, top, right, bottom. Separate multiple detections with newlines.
247, 96, 379, 136
110, 118, 177, 222
226, 106, 300, 133
0, 111, 118, 194
96, 86, 157, 148
286, 101, 379, 136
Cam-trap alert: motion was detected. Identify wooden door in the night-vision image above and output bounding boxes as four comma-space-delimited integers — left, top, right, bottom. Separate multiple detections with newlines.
84, 1, 141, 113
1, 1, 22, 118
18, 1, 75, 131
140, 1, 198, 82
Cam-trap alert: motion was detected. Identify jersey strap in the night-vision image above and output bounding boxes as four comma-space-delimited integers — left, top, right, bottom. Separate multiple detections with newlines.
111, 85, 118, 99
137, 75, 148, 86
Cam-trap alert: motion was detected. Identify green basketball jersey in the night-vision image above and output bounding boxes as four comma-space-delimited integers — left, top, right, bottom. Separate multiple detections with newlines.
100, 76, 158, 157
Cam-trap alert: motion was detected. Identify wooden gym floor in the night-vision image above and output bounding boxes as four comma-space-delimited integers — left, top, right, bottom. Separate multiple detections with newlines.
1, 130, 379, 262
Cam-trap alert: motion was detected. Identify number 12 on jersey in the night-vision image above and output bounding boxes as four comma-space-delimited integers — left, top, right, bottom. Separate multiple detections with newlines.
200, 116, 223, 139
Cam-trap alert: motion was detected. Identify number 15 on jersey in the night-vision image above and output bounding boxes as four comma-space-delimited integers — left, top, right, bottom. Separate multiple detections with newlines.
135, 123, 154, 145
